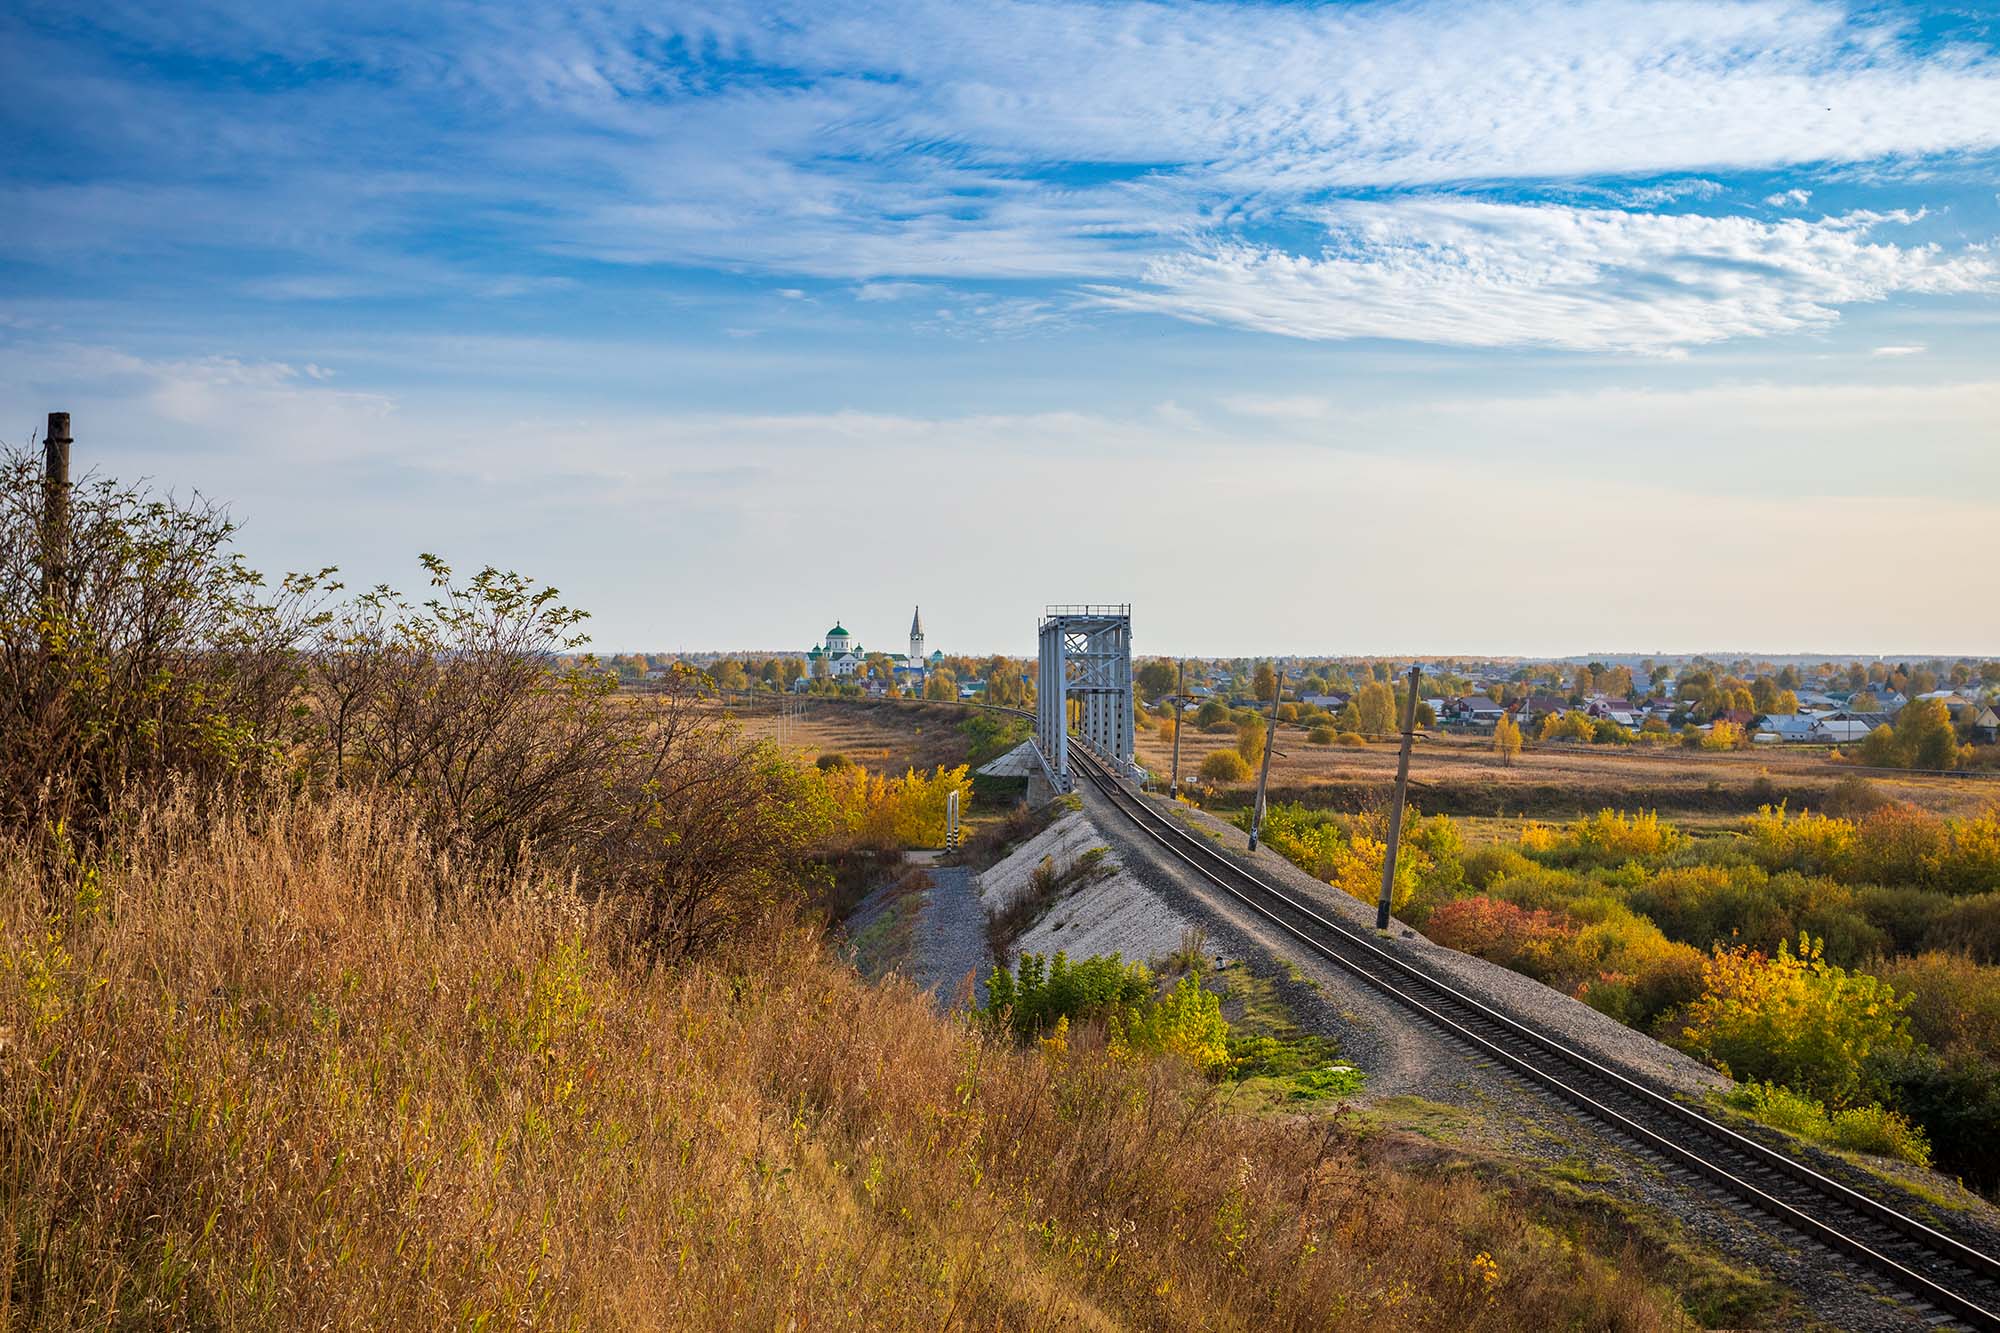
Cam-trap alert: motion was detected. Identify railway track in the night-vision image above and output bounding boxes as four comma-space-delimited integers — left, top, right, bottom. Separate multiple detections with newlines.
1064, 741, 2000, 1331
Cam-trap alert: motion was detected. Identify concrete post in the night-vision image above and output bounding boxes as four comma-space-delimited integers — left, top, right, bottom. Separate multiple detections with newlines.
1376, 664, 1422, 932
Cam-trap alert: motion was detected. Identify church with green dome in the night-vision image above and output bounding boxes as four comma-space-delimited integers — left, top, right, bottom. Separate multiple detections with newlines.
805, 608, 942, 686
805, 622, 864, 678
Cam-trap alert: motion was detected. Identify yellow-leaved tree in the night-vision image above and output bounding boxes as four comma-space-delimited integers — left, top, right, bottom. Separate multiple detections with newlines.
1493, 716, 1522, 767
820, 762, 971, 849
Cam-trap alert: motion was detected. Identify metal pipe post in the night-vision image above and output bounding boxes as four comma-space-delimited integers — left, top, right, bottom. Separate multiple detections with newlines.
1169, 658, 1185, 798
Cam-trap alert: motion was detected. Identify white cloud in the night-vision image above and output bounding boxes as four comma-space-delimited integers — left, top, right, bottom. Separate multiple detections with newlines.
1765, 188, 1812, 207
11, 337, 2000, 652
1872, 344, 1927, 356
1092, 202, 1999, 353
22, 1, 2000, 289
853, 281, 932, 303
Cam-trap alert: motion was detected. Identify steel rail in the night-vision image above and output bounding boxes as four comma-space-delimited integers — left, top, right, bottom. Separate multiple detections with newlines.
1063, 740, 2000, 1331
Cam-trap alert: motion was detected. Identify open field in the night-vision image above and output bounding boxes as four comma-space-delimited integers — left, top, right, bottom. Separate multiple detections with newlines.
711, 695, 978, 773
1138, 722, 1999, 823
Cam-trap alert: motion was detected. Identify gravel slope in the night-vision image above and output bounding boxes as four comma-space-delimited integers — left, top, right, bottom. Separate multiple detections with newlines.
980, 810, 1203, 967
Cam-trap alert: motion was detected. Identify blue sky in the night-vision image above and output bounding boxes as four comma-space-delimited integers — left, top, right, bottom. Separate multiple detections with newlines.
4, 0, 1999, 656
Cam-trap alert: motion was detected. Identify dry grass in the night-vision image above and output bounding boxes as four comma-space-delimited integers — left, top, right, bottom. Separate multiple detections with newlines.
0, 791, 1694, 1331
1142, 725, 1996, 821
720, 696, 976, 773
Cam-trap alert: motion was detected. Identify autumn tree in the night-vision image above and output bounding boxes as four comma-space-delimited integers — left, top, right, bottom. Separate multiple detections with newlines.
1252, 662, 1278, 704
1354, 681, 1396, 735
1493, 715, 1522, 767
1236, 716, 1266, 765
1899, 698, 1961, 770
986, 662, 1027, 707
1, 449, 317, 841
1136, 658, 1177, 699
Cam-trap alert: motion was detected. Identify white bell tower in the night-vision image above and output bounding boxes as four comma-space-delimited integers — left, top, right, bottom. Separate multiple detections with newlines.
909, 606, 925, 667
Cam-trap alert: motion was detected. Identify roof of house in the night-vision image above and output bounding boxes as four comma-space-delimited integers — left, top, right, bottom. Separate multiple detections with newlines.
1833, 711, 1891, 728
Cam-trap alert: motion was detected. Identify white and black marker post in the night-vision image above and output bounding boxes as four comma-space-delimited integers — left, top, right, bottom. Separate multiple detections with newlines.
1376, 664, 1422, 932
1247, 665, 1284, 852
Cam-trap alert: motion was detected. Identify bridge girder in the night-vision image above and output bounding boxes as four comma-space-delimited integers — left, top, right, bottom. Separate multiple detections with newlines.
1034, 605, 1135, 792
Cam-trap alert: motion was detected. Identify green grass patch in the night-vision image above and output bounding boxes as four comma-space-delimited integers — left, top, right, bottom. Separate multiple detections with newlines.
1356, 1095, 1476, 1142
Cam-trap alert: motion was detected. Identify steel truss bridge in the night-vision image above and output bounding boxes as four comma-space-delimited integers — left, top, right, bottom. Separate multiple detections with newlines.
1033, 604, 1136, 792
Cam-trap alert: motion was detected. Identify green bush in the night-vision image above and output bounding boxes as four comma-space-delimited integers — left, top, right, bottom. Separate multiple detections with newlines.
981, 955, 1232, 1075
1199, 750, 1252, 782
1856, 884, 1953, 956
1463, 844, 1536, 889
1873, 951, 2000, 1063
1875, 1049, 2000, 1190
982, 951, 1151, 1039
1117, 973, 1231, 1074
1307, 725, 1337, 745
1722, 1081, 1931, 1167
1925, 895, 2000, 963
958, 712, 1031, 766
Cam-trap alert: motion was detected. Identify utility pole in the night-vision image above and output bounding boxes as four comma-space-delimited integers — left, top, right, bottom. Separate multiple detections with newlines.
1169, 658, 1186, 799
41, 411, 71, 606
1248, 665, 1284, 852
1376, 663, 1421, 932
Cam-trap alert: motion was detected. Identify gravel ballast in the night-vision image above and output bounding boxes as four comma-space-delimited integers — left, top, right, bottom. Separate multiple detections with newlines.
1073, 780, 1960, 1332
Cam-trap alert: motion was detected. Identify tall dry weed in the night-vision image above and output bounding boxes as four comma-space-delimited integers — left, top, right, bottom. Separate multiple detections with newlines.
1, 792, 1683, 1331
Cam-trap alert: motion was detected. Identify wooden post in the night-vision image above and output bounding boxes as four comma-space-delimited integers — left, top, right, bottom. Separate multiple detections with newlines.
1248, 665, 1284, 852
1169, 658, 1185, 798
41, 411, 72, 605
1376, 664, 1422, 932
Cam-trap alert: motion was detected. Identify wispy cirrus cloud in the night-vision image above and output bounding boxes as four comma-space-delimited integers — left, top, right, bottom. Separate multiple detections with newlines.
5, 0, 2000, 354
1092, 202, 1999, 353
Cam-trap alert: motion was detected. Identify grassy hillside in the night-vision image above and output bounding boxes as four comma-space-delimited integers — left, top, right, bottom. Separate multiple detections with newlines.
1, 793, 1694, 1331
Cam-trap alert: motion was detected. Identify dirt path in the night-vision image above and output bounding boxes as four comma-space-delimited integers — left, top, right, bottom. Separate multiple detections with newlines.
908, 865, 986, 1011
